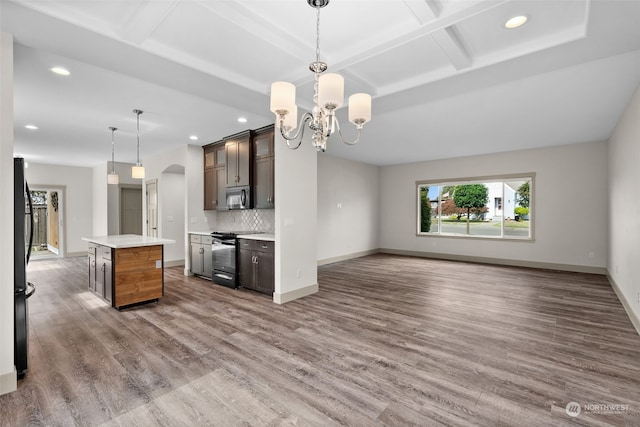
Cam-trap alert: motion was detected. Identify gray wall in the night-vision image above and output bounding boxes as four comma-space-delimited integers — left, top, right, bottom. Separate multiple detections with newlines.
317, 154, 380, 263
608, 82, 640, 328
378, 141, 608, 272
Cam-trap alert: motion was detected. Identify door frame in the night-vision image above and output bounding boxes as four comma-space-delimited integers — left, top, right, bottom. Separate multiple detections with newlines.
146, 179, 158, 237
27, 185, 66, 258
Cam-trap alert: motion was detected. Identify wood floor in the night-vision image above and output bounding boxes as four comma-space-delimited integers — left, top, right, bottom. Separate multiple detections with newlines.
2, 254, 640, 426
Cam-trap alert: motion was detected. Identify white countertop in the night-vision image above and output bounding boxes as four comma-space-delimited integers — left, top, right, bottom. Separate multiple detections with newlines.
188, 231, 213, 236
238, 233, 275, 242
188, 231, 275, 242
82, 234, 176, 248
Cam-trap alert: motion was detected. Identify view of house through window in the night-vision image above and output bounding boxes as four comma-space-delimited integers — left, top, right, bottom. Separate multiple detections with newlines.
418, 175, 533, 239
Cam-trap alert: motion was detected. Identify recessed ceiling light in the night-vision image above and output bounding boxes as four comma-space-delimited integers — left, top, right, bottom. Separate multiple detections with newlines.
505, 15, 528, 29
237, 117, 248, 123
50, 66, 70, 76
189, 135, 199, 141
24, 125, 38, 130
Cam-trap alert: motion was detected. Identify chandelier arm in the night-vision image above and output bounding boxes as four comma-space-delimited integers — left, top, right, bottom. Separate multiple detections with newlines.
333, 116, 362, 146
278, 112, 314, 149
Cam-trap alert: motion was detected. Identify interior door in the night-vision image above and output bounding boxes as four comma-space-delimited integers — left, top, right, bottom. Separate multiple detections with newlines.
146, 180, 158, 237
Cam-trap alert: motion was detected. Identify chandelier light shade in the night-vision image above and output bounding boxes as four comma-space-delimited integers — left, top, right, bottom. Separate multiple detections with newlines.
269, 0, 372, 152
107, 126, 119, 185
131, 109, 145, 179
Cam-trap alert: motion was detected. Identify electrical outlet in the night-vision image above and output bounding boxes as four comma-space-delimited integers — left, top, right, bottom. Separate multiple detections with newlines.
588, 251, 595, 259
637, 292, 640, 304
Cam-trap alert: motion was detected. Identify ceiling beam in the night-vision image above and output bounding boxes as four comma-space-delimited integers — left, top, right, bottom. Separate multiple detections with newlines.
431, 26, 472, 70
119, 0, 181, 46
403, 0, 440, 24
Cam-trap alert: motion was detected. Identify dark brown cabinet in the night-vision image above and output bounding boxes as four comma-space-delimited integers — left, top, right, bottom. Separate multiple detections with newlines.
89, 244, 113, 303
253, 125, 275, 209
190, 234, 213, 278
204, 142, 225, 210
225, 130, 251, 187
238, 238, 274, 295
88, 243, 96, 292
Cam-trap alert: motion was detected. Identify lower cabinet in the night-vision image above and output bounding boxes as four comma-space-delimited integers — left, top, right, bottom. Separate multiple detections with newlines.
89, 244, 113, 303
88, 243, 97, 292
87, 243, 164, 309
238, 239, 274, 295
190, 234, 213, 279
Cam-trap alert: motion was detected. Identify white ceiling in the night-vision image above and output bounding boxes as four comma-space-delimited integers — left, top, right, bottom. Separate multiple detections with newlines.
2, 0, 640, 167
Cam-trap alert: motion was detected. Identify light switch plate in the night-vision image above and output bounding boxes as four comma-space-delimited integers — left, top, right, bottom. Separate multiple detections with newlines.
156, 260, 162, 269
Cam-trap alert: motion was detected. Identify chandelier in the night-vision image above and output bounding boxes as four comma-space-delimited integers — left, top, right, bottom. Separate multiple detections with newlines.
269, 0, 372, 152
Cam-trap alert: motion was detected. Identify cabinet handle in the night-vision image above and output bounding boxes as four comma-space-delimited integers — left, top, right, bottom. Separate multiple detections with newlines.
261, 245, 268, 249
101, 263, 105, 272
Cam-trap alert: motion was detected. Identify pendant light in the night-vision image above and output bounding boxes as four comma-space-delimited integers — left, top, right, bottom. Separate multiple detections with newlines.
107, 126, 119, 185
131, 109, 145, 179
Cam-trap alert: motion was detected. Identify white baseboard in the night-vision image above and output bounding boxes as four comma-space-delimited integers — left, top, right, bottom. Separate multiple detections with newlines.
378, 248, 607, 275
607, 273, 640, 337
66, 251, 86, 258
318, 249, 379, 266
0, 368, 16, 396
273, 283, 318, 304
165, 259, 184, 268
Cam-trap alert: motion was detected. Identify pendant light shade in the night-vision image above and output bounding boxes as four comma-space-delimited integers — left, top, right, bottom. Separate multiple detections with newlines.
107, 173, 119, 185
107, 126, 119, 185
132, 165, 145, 179
132, 109, 145, 179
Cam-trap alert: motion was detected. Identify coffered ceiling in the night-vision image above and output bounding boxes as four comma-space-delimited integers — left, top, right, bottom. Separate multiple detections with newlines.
2, 0, 640, 167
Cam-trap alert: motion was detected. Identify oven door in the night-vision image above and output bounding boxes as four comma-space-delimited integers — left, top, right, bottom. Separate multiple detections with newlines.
211, 237, 237, 287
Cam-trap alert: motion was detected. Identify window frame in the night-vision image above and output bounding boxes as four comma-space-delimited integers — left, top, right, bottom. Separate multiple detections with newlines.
416, 173, 535, 241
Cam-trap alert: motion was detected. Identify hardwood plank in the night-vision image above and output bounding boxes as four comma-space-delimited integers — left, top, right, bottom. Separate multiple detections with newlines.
2, 254, 640, 426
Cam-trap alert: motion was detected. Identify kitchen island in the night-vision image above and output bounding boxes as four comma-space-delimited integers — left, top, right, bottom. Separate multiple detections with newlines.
82, 234, 175, 309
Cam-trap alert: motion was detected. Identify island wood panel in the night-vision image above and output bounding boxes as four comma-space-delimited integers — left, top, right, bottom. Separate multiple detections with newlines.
114, 245, 163, 308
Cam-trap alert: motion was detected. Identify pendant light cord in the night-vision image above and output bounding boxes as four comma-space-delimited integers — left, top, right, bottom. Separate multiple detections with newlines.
133, 109, 143, 166
109, 126, 117, 174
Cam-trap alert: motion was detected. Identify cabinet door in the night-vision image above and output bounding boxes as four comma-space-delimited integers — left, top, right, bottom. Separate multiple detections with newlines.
204, 168, 216, 210
254, 128, 274, 159
190, 243, 204, 275
238, 248, 256, 289
225, 140, 239, 186
237, 135, 251, 186
88, 253, 96, 292
216, 167, 226, 209
214, 144, 226, 167
255, 249, 275, 294
254, 156, 274, 209
96, 260, 105, 297
204, 147, 215, 169
104, 258, 113, 303
202, 242, 213, 279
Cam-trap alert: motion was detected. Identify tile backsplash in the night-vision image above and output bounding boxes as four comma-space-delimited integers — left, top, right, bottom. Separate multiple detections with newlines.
216, 209, 274, 233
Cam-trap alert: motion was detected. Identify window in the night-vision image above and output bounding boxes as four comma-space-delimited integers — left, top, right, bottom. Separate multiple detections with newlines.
417, 175, 533, 240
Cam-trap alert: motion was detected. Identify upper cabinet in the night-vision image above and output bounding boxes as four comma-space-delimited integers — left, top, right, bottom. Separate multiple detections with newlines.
203, 125, 275, 210
225, 130, 252, 188
253, 125, 275, 209
203, 142, 226, 210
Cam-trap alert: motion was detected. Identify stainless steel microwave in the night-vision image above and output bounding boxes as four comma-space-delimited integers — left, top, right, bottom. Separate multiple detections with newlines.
226, 185, 252, 210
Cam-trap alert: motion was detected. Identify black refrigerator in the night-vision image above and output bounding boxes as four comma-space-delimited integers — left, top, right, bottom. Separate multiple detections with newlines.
14, 157, 36, 379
